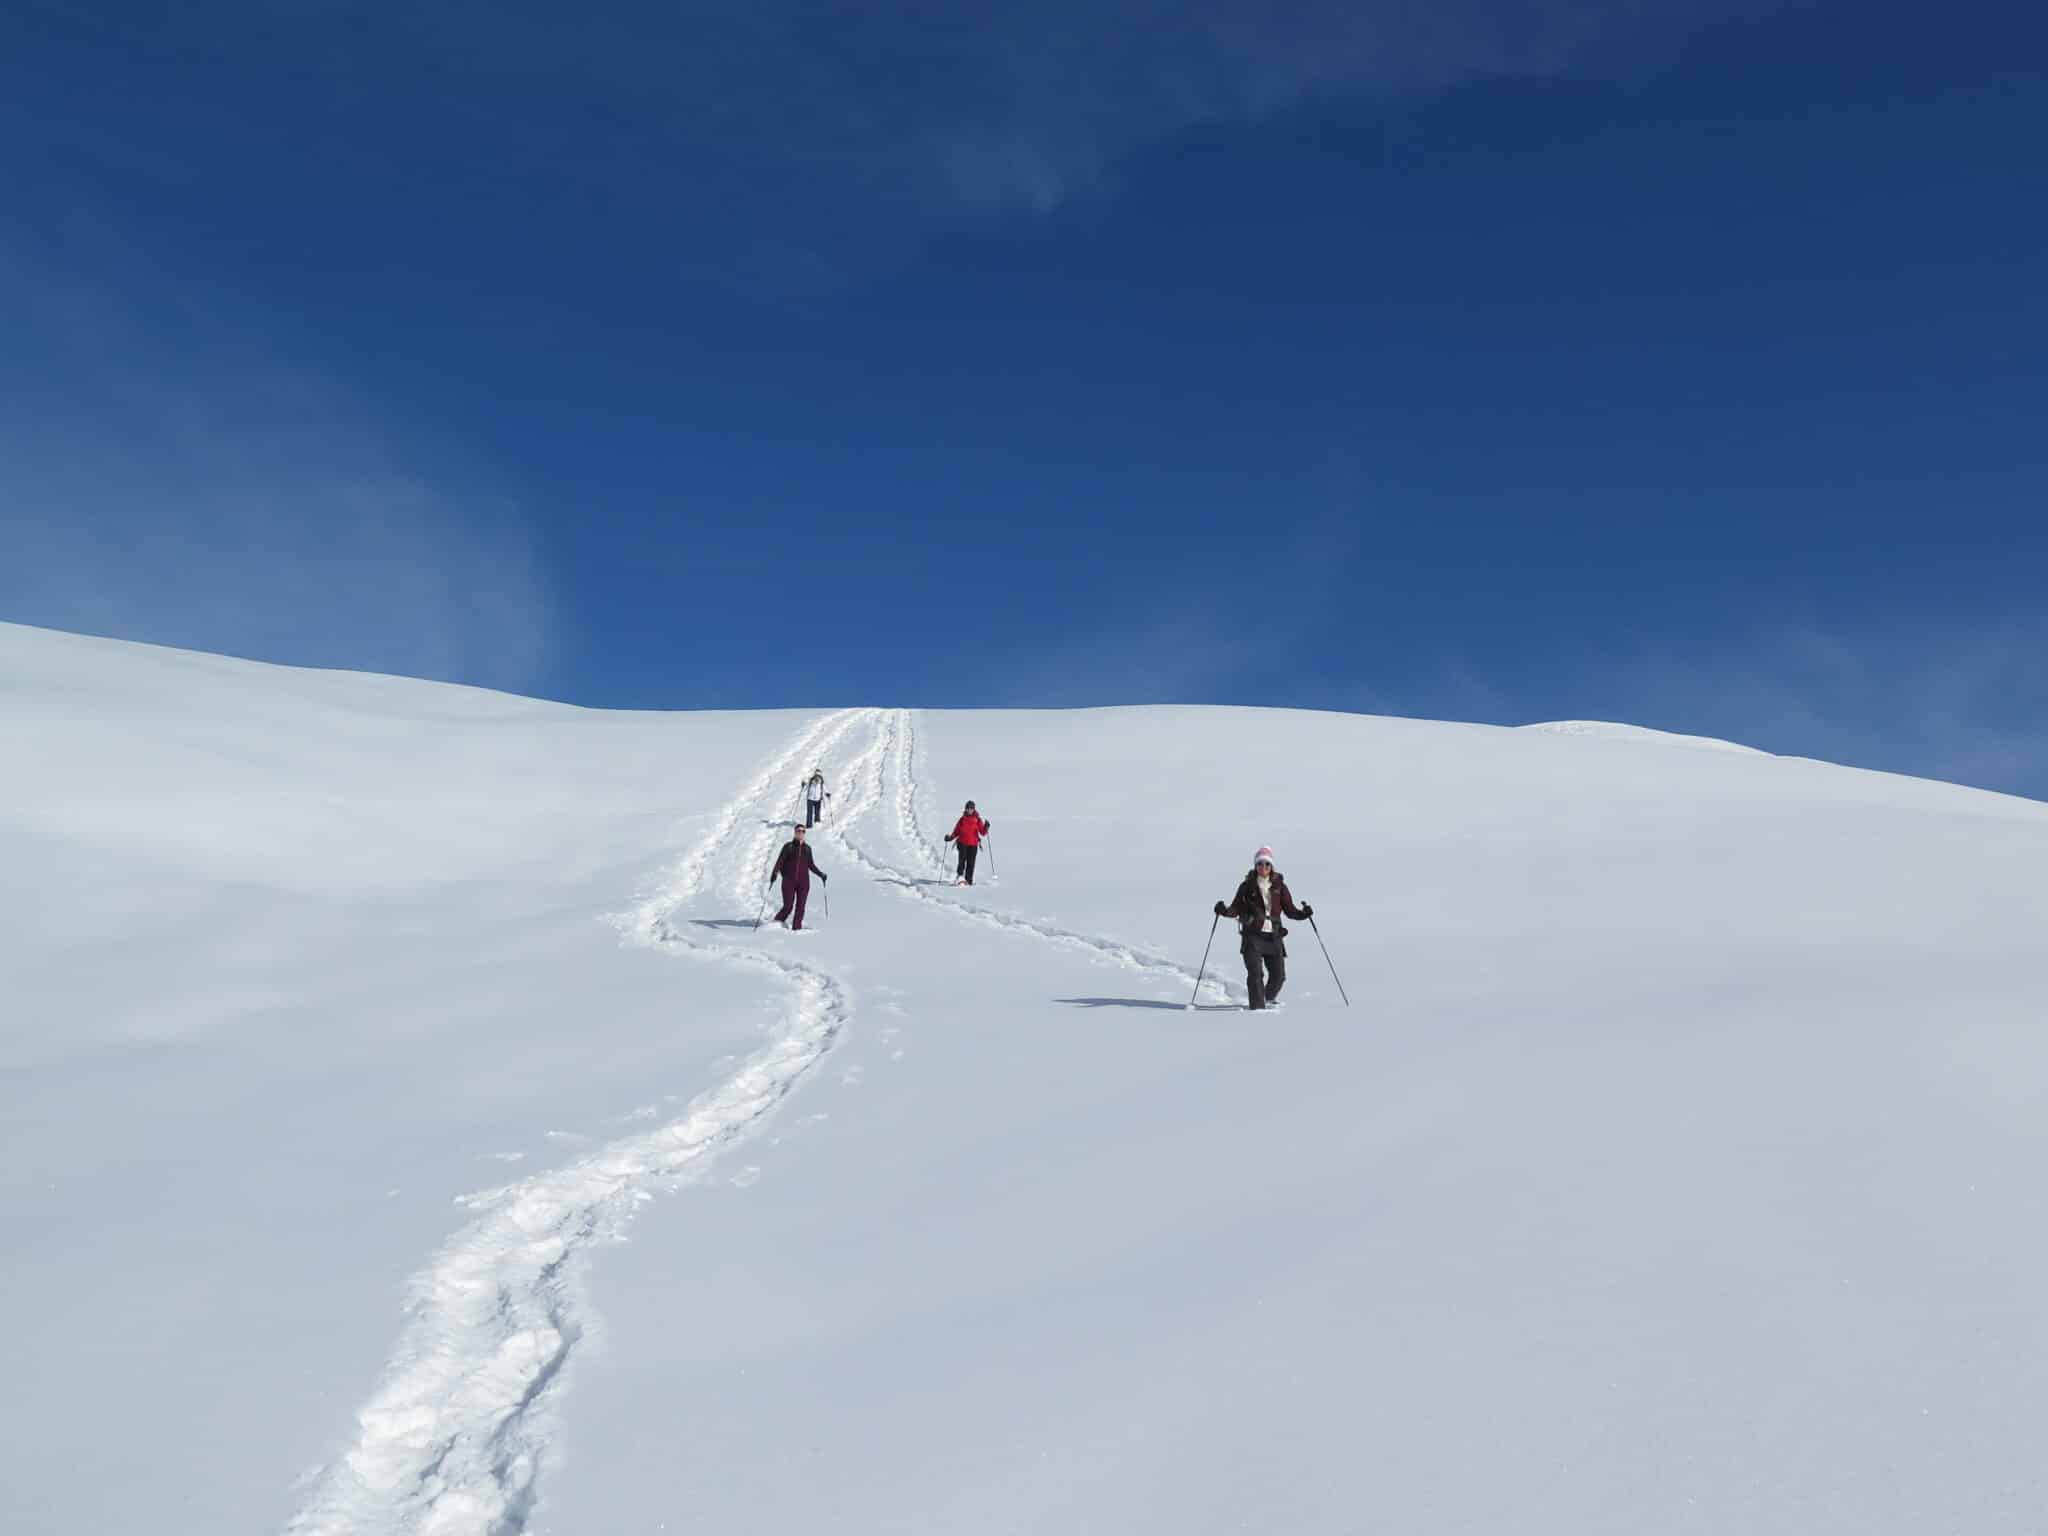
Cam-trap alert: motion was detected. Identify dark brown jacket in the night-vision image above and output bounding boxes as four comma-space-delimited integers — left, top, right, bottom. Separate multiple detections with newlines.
1224, 868, 1308, 941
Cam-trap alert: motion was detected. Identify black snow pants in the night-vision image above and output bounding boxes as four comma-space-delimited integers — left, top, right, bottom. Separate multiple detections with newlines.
956, 843, 979, 885
1243, 932, 1286, 1009
806, 797, 823, 827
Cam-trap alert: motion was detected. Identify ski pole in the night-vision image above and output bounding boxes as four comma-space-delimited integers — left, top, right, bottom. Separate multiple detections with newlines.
984, 834, 995, 879
755, 884, 774, 931
1308, 914, 1350, 1007
1187, 913, 1221, 1009
822, 880, 830, 920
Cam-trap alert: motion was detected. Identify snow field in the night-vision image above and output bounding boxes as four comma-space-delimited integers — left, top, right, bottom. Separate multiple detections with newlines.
4, 625, 2046, 1535
544, 706, 2048, 1535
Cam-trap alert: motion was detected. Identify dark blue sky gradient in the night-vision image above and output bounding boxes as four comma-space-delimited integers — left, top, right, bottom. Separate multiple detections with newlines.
3, 1, 2043, 795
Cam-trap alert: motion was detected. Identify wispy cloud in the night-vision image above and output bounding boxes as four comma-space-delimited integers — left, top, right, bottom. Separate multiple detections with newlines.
43, 1, 1722, 226
877, 0, 1714, 212
0, 245, 548, 691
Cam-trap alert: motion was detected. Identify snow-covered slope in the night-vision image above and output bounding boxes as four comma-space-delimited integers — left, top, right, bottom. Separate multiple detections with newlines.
4, 623, 2044, 1536
1521, 719, 1769, 754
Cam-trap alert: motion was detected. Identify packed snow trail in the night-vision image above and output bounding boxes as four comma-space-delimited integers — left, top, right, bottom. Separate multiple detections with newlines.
289, 705, 1246, 1535
823, 708, 1238, 1004
286, 710, 865, 1536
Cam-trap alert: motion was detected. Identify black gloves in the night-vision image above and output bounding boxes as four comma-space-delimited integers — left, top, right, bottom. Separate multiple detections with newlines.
1299, 903, 1314, 919
944, 833, 954, 842
1213, 900, 1228, 916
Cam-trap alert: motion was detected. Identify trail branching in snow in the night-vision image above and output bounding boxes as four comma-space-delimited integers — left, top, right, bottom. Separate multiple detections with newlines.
289, 705, 1235, 1535
829, 709, 1236, 1003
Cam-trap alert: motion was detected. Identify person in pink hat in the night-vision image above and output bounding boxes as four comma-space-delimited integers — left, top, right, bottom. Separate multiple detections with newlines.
1213, 846, 1313, 1010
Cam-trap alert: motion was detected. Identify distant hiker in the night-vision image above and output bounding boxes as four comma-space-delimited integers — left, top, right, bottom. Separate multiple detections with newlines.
768, 823, 828, 930
945, 800, 990, 886
1213, 847, 1312, 1010
802, 769, 830, 828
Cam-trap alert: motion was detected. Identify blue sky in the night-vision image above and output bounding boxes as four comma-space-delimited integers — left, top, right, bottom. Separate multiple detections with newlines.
4, 0, 2043, 797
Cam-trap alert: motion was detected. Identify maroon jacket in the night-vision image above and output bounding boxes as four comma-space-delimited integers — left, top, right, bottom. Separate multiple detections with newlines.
1223, 868, 1308, 940
770, 840, 827, 887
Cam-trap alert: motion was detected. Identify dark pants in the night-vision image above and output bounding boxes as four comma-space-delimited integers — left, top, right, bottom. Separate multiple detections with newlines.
774, 877, 811, 929
805, 798, 822, 827
1243, 932, 1286, 1009
955, 843, 979, 884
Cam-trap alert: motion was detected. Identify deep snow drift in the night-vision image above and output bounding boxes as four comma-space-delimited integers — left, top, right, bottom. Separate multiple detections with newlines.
3, 621, 2044, 1535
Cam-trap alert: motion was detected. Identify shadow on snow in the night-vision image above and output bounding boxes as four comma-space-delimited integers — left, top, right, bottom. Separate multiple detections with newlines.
1056, 996, 1240, 1013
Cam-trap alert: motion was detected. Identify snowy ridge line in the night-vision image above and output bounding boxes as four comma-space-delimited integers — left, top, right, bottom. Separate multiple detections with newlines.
287, 715, 863, 1536
844, 710, 1236, 1002
1522, 719, 1769, 756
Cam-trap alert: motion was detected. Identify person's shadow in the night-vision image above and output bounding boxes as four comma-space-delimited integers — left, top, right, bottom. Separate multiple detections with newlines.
1056, 997, 1238, 1012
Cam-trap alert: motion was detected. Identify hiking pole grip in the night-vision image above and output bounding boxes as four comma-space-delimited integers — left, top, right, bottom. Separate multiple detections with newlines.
1187, 912, 1221, 1009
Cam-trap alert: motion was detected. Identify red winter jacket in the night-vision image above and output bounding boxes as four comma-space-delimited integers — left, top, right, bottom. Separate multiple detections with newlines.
948, 813, 989, 847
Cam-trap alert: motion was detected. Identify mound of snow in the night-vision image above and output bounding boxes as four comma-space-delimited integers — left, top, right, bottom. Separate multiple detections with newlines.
1522, 718, 1770, 754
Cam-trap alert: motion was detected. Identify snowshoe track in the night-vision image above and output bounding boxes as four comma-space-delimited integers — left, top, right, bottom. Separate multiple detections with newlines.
287, 713, 867, 1536
289, 703, 1231, 1535
832, 709, 1236, 1003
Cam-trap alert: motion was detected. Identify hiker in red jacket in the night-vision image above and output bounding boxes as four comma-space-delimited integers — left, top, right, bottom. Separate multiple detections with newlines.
945, 800, 990, 886
1213, 846, 1312, 1010
767, 823, 828, 930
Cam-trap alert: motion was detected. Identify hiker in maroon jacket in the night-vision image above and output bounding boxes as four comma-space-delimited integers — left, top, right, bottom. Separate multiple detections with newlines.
1213, 846, 1313, 1010
945, 800, 991, 886
767, 823, 828, 929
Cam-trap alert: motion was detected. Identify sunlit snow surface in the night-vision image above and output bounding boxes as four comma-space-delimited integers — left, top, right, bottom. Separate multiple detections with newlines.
3, 623, 2044, 1535
1521, 719, 1771, 754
